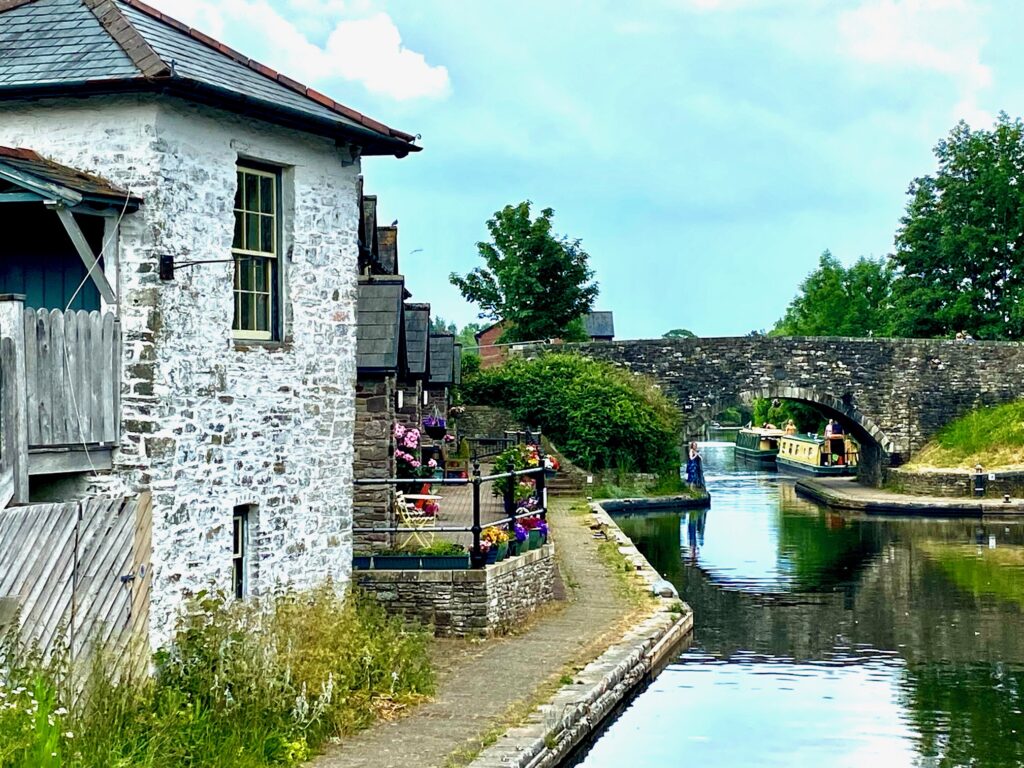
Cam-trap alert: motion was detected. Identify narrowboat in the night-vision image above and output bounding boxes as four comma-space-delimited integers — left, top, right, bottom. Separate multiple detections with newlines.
734, 428, 784, 467
776, 433, 859, 476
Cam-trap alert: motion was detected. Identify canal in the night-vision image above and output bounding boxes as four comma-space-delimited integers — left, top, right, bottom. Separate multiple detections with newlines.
573, 443, 1024, 768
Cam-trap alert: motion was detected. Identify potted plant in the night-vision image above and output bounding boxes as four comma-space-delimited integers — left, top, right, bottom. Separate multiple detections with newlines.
423, 413, 447, 440
511, 523, 527, 556
544, 454, 560, 478
521, 515, 543, 549
373, 549, 422, 569
483, 526, 510, 562
480, 539, 498, 565
419, 541, 470, 570
353, 552, 372, 570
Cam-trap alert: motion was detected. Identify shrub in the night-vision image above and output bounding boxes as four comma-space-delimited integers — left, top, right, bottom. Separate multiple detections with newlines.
462, 353, 680, 473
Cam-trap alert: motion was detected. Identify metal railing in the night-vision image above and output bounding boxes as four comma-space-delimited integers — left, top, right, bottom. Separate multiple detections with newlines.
466, 429, 543, 461
353, 451, 550, 569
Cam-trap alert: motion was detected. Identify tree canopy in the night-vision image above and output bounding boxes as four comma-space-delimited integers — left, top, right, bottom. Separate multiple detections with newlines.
889, 114, 1024, 340
772, 251, 893, 337
663, 328, 697, 339
450, 202, 599, 343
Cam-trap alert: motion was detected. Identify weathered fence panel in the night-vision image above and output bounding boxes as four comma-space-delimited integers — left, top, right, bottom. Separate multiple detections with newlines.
0, 337, 17, 508
23, 308, 120, 448
0, 494, 151, 668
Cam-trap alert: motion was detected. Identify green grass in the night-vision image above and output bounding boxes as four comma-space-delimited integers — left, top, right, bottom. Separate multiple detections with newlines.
0, 585, 434, 768
906, 400, 1024, 470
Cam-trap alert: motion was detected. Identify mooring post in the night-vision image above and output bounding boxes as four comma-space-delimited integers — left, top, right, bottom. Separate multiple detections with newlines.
471, 461, 483, 568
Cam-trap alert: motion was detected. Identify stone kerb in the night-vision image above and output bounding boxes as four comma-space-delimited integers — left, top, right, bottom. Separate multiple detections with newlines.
355, 544, 556, 637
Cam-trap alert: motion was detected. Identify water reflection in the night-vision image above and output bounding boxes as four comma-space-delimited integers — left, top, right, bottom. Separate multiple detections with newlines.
574, 443, 1024, 768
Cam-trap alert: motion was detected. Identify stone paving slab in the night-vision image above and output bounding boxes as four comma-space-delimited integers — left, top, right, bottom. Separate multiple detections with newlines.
797, 476, 1024, 516
309, 496, 641, 768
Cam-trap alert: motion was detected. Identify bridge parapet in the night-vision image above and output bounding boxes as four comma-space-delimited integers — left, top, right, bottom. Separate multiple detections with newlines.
534, 336, 1024, 485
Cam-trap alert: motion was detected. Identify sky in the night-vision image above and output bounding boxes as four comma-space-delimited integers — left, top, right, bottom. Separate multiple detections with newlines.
151, 0, 1024, 339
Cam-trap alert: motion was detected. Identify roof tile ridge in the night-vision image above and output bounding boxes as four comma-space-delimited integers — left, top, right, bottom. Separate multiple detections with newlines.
82, 0, 171, 79
115, 0, 416, 144
0, 0, 40, 12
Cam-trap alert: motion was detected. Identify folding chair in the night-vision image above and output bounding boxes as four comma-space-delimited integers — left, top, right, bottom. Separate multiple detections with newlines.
394, 490, 437, 549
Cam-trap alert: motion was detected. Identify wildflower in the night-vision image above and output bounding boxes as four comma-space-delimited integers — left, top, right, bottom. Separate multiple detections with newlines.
427, 459, 437, 469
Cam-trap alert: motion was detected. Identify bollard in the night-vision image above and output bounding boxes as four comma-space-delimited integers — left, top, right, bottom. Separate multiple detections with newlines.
973, 464, 987, 498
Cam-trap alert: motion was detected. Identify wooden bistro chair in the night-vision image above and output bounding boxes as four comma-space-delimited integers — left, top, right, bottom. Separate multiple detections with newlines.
394, 490, 438, 550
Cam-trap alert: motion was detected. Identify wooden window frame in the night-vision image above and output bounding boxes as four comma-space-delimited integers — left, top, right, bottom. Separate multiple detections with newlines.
232, 165, 281, 341
232, 505, 250, 599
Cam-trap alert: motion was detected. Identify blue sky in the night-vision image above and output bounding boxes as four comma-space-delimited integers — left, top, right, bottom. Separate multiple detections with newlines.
156, 0, 1021, 339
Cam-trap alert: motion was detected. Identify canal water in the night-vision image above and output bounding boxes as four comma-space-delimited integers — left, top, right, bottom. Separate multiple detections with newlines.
573, 443, 1024, 768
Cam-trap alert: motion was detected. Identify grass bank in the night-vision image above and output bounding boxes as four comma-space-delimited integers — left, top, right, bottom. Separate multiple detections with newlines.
906, 400, 1024, 470
0, 585, 433, 768
591, 468, 704, 501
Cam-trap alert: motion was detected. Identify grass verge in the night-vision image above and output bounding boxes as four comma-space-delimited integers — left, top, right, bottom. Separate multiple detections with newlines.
906, 400, 1024, 470
0, 585, 433, 768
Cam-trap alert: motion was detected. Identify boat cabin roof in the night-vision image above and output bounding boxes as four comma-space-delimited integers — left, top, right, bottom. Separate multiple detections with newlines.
739, 427, 785, 438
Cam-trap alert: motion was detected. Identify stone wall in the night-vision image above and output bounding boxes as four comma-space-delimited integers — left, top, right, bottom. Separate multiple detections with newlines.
887, 468, 1024, 499
570, 337, 1024, 484
356, 544, 556, 636
458, 405, 524, 438
353, 375, 396, 551
0, 94, 362, 646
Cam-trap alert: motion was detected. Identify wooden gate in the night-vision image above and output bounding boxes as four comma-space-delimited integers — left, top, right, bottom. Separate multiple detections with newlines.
0, 493, 152, 671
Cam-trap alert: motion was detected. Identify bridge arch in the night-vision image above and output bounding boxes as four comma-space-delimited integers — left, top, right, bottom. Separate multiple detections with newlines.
698, 384, 897, 455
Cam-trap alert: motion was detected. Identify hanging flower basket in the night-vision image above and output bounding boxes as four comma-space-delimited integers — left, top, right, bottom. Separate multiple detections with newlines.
423, 415, 447, 440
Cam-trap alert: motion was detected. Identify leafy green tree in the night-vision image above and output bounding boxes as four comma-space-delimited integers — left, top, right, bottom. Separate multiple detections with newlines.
663, 328, 697, 339
772, 251, 893, 337
430, 315, 457, 335
450, 202, 599, 343
890, 114, 1024, 339
455, 322, 482, 349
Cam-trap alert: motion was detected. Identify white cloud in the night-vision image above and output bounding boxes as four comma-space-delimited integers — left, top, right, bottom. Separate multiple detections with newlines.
148, 0, 450, 100
838, 0, 992, 125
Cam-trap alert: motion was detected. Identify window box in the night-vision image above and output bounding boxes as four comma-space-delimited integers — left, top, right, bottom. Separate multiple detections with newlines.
373, 554, 421, 570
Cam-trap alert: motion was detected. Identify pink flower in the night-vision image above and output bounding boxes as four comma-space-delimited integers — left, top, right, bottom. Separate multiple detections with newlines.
411, 460, 421, 469
394, 424, 406, 438
428, 459, 438, 469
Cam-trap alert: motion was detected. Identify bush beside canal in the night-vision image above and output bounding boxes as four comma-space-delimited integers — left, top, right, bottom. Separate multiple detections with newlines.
0, 585, 434, 768
462, 353, 681, 475
906, 400, 1024, 470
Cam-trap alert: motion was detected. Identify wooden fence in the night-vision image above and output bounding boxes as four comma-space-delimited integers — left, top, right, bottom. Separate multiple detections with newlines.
0, 494, 152, 671
0, 337, 17, 508
24, 308, 121, 448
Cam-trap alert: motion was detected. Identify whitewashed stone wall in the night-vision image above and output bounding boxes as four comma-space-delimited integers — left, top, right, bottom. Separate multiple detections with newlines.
0, 94, 360, 646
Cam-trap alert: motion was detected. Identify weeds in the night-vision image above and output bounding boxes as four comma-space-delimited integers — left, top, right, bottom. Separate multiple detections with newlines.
0, 584, 433, 768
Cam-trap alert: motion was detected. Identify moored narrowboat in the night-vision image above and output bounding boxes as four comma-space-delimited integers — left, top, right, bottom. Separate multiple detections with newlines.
777, 433, 859, 476
734, 428, 784, 467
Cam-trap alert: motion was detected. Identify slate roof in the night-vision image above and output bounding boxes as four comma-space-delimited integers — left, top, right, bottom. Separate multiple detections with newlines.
0, 0, 418, 156
356, 277, 405, 373
403, 303, 430, 377
453, 344, 463, 385
0, 145, 141, 207
583, 311, 615, 339
428, 333, 455, 387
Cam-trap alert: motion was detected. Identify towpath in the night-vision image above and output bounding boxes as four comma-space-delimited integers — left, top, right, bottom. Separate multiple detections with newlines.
797, 476, 1024, 515
310, 496, 643, 768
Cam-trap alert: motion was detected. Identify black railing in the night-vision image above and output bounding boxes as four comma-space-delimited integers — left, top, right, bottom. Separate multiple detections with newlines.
353, 449, 550, 569
466, 429, 543, 461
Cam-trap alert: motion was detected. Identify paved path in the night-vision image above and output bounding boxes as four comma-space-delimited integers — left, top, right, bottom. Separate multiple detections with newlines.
311, 496, 639, 768
797, 476, 1024, 516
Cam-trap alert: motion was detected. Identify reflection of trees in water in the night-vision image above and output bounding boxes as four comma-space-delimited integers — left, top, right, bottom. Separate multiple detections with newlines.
902, 662, 1024, 768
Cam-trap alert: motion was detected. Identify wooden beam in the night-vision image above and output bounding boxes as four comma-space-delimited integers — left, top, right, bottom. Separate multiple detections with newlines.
53, 207, 117, 305
0, 192, 45, 204
0, 166, 81, 207
28, 447, 113, 476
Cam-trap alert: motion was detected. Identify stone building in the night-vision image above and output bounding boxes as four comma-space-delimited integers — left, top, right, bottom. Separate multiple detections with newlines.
0, 0, 418, 644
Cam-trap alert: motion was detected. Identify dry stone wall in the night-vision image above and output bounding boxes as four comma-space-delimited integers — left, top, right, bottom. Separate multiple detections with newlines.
0, 94, 361, 647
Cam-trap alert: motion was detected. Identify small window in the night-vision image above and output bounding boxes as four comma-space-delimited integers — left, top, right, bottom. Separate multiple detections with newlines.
232, 166, 279, 340
232, 505, 250, 598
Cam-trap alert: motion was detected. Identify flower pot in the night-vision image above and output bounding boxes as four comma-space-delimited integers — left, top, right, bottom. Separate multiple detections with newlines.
496, 542, 509, 561
485, 547, 498, 565
373, 555, 421, 570
512, 539, 526, 556
421, 555, 470, 570
353, 555, 372, 570
424, 425, 447, 440
544, 468, 557, 479
528, 530, 542, 550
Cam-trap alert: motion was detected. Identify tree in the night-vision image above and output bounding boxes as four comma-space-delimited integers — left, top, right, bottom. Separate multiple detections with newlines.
430, 315, 457, 335
450, 201, 599, 343
455, 322, 482, 349
772, 251, 893, 337
663, 328, 697, 339
890, 114, 1024, 340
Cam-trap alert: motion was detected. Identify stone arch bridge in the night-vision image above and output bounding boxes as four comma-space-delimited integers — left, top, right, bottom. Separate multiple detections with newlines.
568, 336, 1024, 484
